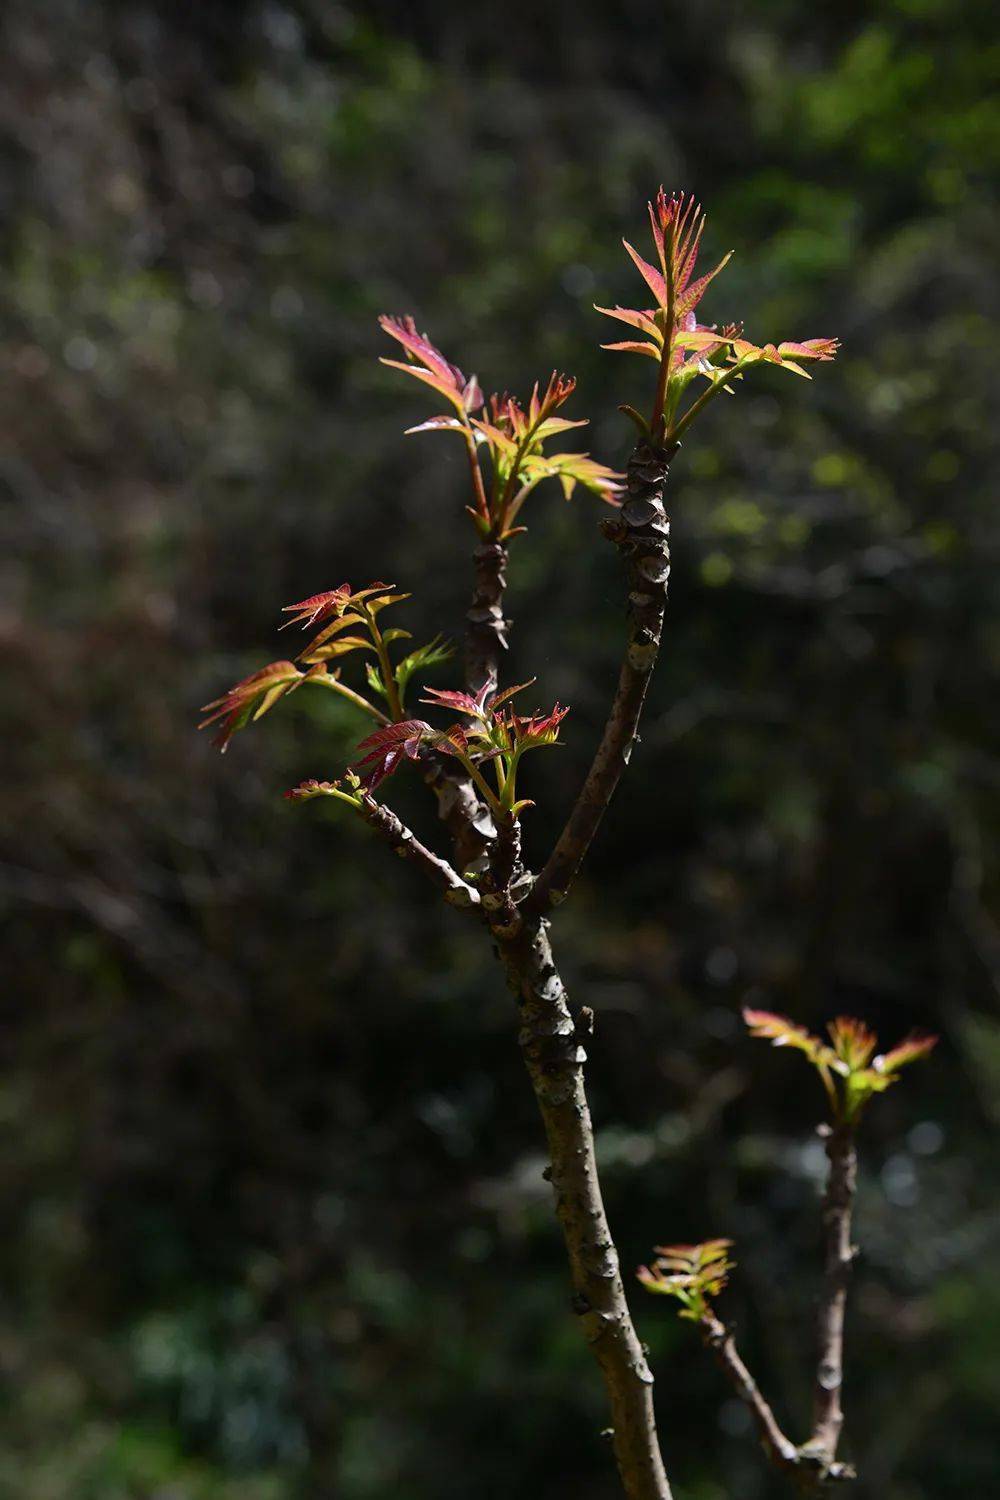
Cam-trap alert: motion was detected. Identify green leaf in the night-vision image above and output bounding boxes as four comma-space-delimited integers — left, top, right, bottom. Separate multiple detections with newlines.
365, 662, 389, 700
300, 635, 376, 665
394, 636, 454, 699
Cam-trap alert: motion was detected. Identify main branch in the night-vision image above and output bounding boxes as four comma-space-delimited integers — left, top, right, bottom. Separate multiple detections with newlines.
494, 913, 672, 1500
529, 439, 676, 913
466, 539, 509, 698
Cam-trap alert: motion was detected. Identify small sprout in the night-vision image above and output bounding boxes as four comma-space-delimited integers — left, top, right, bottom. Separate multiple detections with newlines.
637, 1239, 735, 1321
379, 319, 623, 536
418, 681, 568, 816
285, 773, 363, 809
827, 1016, 878, 1072
472, 376, 624, 532
743, 1008, 938, 1123
598, 186, 838, 441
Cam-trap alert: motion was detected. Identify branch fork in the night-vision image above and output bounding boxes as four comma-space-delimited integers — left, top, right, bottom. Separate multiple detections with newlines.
682, 1118, 860, 1491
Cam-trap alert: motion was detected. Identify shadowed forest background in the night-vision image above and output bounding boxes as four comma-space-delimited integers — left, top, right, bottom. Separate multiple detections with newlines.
3, 1, 999, 1497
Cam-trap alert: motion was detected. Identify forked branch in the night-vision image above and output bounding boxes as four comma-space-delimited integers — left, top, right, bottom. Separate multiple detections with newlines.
641, 1009, 935, 1491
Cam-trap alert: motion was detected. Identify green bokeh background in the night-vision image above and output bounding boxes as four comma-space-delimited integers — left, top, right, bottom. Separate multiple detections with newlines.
3, 2, 998, 1497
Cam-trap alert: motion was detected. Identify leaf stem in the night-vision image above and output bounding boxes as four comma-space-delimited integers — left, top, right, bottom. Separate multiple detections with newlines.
461, 422, 491, 527
313, 675, 390, 725
365, 608, 405, 721
496, 408, 547, 534
669, 359, 748, 444
455, 748, 503, 816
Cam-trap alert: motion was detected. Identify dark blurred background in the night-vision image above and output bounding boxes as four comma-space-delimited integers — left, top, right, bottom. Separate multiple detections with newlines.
3, 2, 998, 1497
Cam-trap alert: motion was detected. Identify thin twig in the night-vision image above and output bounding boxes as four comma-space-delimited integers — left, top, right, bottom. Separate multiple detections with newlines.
357, 794, 480, 908
529, 439, 676, 913
699, 1313, 801, 1472
810, 1122, 858, 1463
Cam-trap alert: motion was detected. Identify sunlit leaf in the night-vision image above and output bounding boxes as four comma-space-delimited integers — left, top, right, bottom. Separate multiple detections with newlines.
199, 660, 307, 752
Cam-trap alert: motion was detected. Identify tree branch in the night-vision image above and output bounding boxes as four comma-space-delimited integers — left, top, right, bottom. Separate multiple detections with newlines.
810, 1122, 858, 1464
482, 810, 525, 937
697, 1313, 855, 1488
529, 439, 676, 913
492, 911, 672, 1500
699, 1313, 801, 1473
357, 794, 481, 908
684, 1121, 861, 1490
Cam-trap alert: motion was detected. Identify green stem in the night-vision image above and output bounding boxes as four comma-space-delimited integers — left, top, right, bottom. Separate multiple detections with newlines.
496, 408, 549, 534
498, 745, 523, 813
669, 360, 748, 444
313, 675, 389, 725
502, 479, 540, 532
455, 749, 503, 815
366, 610, 405, 721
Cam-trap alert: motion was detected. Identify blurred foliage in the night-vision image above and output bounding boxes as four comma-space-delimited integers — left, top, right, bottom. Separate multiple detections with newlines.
2, 1, 998, 1497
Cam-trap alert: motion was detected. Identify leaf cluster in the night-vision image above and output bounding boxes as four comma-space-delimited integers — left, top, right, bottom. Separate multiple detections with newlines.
380, 316, 621, 539
742, 1008, 937, 1122
200, 583, 452, 752
637, 1240, 736, 1321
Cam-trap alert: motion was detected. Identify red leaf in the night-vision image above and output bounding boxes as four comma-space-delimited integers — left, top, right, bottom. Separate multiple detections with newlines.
378, 315, 483, 417
622, 238, 668, 309
280, 582, 393, 631
600, 339, 661, 361
743, 1007, 823, 1059
199, 661, 304, 751
350, 719, 430, 789
874, 1032, 938, 1075
420, 686, 487, 719
594, 304, 663, 341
